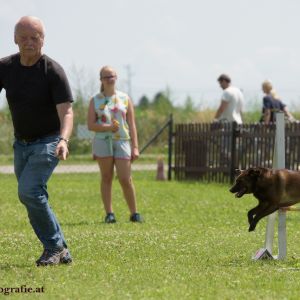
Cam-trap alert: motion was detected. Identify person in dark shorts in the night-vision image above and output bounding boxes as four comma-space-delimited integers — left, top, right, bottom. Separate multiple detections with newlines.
0, 16, 74, 266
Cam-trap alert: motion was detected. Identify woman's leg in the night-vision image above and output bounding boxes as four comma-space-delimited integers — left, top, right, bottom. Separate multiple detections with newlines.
115, 159, 137, 214
97, 157, 114, 214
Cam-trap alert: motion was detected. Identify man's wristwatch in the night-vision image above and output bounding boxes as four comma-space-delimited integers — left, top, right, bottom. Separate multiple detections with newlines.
59, 136, 69, 145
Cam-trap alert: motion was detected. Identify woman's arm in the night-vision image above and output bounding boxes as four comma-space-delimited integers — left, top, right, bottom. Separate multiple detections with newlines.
262, 96, 272, 124
283, 107, 296, 122
263, 109, 271, 124
87, 98, 118, 132
127, 98, 139, 161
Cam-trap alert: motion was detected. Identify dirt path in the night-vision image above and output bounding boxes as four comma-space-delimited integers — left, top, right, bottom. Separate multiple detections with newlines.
0, 164, 157, 174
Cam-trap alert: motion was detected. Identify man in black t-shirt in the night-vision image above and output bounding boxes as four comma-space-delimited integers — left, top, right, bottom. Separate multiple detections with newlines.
0, 16, 74, 266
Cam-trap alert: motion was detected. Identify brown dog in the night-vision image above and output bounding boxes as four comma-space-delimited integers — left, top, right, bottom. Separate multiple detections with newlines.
230, 167, 300, 232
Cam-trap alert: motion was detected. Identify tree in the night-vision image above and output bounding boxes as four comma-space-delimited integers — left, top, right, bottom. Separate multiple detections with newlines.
137, 95, 150, 110
183, 95, 195, 113
152, 91, 173, 114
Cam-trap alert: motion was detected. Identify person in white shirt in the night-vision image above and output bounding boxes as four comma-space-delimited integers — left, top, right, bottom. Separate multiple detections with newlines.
214, 74, 244, 124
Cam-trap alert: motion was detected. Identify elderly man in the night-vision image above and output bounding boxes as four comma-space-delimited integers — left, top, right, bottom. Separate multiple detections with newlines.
214, 74, 244, 124
0, 16, 73, 266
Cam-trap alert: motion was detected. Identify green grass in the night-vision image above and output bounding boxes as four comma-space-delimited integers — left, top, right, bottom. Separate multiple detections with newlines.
1, 171, 300, 299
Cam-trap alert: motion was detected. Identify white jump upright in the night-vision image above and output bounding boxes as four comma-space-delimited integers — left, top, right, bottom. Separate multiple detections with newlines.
253, 112, 286, 260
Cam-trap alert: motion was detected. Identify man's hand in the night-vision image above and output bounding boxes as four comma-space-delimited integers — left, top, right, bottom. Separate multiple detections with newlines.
55, 140, 69, 160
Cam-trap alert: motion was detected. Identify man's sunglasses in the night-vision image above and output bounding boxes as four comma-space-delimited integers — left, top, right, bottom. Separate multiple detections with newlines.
101, 75, 116, 80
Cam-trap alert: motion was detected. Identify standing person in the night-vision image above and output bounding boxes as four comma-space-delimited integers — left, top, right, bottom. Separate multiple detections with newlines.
261, 80, 296, 124
214, 74, 244, 124
0, 16, 73, 266
87, 66, 142, 223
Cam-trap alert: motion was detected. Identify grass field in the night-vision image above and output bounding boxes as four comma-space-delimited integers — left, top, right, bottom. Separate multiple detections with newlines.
1, 171, 300, 299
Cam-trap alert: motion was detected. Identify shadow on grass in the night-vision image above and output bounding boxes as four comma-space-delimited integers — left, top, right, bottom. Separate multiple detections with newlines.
61, 220, 110, 227
0, 262, 33, 270
223, 256, 300, 269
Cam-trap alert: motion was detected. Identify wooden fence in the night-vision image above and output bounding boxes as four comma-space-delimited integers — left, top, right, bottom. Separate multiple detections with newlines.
174, 122, 300, 183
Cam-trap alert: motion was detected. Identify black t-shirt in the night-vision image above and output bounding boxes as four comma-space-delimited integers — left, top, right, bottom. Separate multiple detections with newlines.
0, 53, 73, 140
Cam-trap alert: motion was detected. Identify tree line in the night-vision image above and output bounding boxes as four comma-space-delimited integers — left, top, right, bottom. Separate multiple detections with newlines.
1, 89, 296, 155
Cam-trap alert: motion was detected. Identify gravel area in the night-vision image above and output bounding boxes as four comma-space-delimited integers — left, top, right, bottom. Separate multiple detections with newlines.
0, 164, 157, 174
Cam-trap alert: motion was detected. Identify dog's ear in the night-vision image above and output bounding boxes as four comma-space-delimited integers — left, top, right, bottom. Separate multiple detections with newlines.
235, 169, 242, 176
248, 168, 262, 177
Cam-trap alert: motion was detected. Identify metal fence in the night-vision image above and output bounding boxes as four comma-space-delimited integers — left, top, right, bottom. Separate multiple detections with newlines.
174, 122, 300, 183
3, 121, 300, 182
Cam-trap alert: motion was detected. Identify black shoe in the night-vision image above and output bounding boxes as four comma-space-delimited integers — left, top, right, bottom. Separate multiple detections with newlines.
130, 213, 143, 223
60, 248, 73, 264
105, 213, 116, 223
36, 247, 72, 266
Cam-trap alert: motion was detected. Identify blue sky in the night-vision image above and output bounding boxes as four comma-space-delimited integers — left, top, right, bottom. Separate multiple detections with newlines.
1, 0, 300, 110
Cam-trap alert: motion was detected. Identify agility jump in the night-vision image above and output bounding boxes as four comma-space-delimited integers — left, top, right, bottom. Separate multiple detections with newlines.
254, 112, 298, 260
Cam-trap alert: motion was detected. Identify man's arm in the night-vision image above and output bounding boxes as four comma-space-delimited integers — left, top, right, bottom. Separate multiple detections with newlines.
214, 100, 229, 120
56, 102, 73, 160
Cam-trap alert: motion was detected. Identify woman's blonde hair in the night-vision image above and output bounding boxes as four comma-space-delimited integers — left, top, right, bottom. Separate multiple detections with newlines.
99, 66, 116, 92
262, 80, 280, 99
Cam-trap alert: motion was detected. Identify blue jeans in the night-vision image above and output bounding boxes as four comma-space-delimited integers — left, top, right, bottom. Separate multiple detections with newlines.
13, 135, 67, 250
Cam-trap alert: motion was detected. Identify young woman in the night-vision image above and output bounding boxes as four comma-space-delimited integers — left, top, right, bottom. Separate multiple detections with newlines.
87, 66, 142, 223
261, 80, 296, 124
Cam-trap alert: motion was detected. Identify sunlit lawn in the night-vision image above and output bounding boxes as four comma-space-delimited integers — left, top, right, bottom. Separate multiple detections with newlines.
1, 171, 300, 299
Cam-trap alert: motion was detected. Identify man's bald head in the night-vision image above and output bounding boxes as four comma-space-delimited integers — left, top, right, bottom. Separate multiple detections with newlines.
14, 16, 45, 65
14, 16, 45, 39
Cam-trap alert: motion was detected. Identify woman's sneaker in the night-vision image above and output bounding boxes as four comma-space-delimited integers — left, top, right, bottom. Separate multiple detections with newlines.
105, 213, 116, 223
130, 213, 143, 223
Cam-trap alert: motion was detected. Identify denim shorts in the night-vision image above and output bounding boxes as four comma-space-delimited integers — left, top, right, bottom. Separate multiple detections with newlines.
93, 138, 131, 160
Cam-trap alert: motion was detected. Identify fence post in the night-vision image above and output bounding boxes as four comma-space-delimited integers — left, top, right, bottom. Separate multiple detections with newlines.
140, 116, 172, 154
230, 122, 237, 184
275, 112, 286, 259
168, 114, 173, 181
